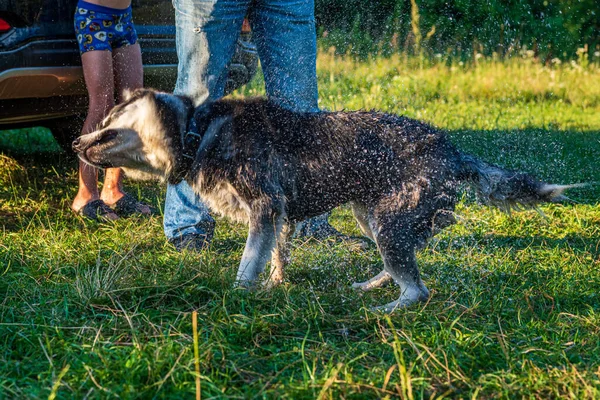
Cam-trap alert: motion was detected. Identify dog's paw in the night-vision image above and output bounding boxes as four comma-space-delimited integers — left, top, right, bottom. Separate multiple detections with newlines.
370, 283, 430, 313
351, 281, 373, 291
370, 297, 425, 313
351, 270, 392, 291
262, 266, 284, 290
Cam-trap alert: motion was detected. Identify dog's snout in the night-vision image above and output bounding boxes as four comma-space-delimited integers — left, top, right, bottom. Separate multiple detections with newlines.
72, 137, 82, 152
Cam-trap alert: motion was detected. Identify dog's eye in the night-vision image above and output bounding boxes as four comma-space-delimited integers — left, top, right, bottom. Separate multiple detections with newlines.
97, 130, 118, 144
100, 109, 124, 128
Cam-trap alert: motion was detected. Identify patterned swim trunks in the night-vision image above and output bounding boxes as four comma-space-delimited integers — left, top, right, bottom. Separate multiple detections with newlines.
74, 1, 138, 54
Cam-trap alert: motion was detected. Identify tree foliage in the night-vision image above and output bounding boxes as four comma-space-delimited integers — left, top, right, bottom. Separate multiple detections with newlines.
315, 0, 600, 60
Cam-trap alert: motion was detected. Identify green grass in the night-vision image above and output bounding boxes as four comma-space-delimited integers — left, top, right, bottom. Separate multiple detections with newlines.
1, 54, 599, 398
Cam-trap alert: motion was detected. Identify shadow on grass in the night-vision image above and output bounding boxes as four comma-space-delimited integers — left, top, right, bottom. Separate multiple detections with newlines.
419, 255, 600, 318
436, 232, 599, 256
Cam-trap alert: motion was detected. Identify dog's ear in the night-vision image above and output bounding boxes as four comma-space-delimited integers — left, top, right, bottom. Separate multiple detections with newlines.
122, 88, 157, 103
122, 88, 134, 101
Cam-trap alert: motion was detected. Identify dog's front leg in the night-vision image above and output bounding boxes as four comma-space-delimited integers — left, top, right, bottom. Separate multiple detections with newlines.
265, 222, 295, 288
236, 200, 285, 288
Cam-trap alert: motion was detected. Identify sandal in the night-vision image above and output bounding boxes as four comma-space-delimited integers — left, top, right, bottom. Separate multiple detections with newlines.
108, 193, 152, 217
76, 199, 118, 222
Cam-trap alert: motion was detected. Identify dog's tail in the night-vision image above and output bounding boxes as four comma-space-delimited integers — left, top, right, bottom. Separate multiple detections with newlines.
458, 153, 586, 213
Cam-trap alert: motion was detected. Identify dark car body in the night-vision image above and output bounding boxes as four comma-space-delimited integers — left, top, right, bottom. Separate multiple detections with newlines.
0, 0, 176, 148
0, 0, 257, 149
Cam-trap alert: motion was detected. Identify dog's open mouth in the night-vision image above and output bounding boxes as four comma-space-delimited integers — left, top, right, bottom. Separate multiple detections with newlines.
78, 148, 114, 169
73, 130, 118, 168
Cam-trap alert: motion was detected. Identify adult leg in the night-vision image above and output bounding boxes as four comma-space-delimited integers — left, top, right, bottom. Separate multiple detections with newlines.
294, 213, 354, 242
172, 0, 249, 105
72, 50, 118, 220
165, 0, 249, 247
164, 181, 216, 249
249, 0, 319, 112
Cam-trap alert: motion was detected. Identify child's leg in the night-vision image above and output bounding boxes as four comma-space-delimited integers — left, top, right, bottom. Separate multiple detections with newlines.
98, 43, 150, 215
72, 50, 119, 220
113, 43, 143, 102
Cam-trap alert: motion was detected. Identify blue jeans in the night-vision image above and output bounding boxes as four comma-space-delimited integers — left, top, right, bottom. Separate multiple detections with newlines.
164, 0, 319, 239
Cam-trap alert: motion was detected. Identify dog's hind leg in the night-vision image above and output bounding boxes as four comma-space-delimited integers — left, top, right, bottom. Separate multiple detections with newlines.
375, 248, 429, 312
350, 202, 392, 291
265, 222, 296, 289
371, 206, 430, 312
236, 198, 285, 288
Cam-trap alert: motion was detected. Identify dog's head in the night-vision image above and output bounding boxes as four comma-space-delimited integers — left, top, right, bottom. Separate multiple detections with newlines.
72, 88, 192, 181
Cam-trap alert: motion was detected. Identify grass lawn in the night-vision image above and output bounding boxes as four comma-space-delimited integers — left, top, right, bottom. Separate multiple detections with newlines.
1, 54, 599, 398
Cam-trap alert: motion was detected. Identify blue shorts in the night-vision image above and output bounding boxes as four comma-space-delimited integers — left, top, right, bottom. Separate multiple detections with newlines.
74, 1, 138, 54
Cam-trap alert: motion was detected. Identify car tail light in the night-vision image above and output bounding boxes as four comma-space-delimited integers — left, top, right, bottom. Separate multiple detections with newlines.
0, 18, 11, 33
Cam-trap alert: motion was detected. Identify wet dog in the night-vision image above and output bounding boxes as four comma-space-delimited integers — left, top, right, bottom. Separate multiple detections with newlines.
73, 88, 579, 311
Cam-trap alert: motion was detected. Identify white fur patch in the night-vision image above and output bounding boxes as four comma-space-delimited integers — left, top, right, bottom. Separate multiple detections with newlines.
540, 183, 589, 202
197, 181, 251, 224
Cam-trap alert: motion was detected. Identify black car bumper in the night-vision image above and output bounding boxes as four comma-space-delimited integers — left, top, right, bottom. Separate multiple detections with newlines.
0, 33, 177, 126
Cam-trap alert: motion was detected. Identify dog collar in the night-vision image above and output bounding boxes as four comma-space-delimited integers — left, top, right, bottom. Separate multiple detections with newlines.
173, 103, 224, 184
169, 106, 205, 184
182, 110, 203, 162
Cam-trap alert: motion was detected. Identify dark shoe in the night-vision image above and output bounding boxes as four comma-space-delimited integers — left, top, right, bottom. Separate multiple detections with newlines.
169, 233, 210, 252
169, 220, 215, 253
223, 23, 258, 96
75, 199, 118, 222
294, 213, 371, 250
107, 193, 153, 217
294, 213, 351, 241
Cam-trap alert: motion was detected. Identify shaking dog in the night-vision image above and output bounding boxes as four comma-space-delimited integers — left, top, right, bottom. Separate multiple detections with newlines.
73, 88, 579, 311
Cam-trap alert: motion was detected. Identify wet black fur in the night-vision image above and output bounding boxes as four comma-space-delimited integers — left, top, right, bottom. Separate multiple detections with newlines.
177, 98, 462, 224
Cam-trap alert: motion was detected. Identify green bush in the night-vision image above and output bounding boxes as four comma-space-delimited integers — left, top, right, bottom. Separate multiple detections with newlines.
316, 0, 600, 60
